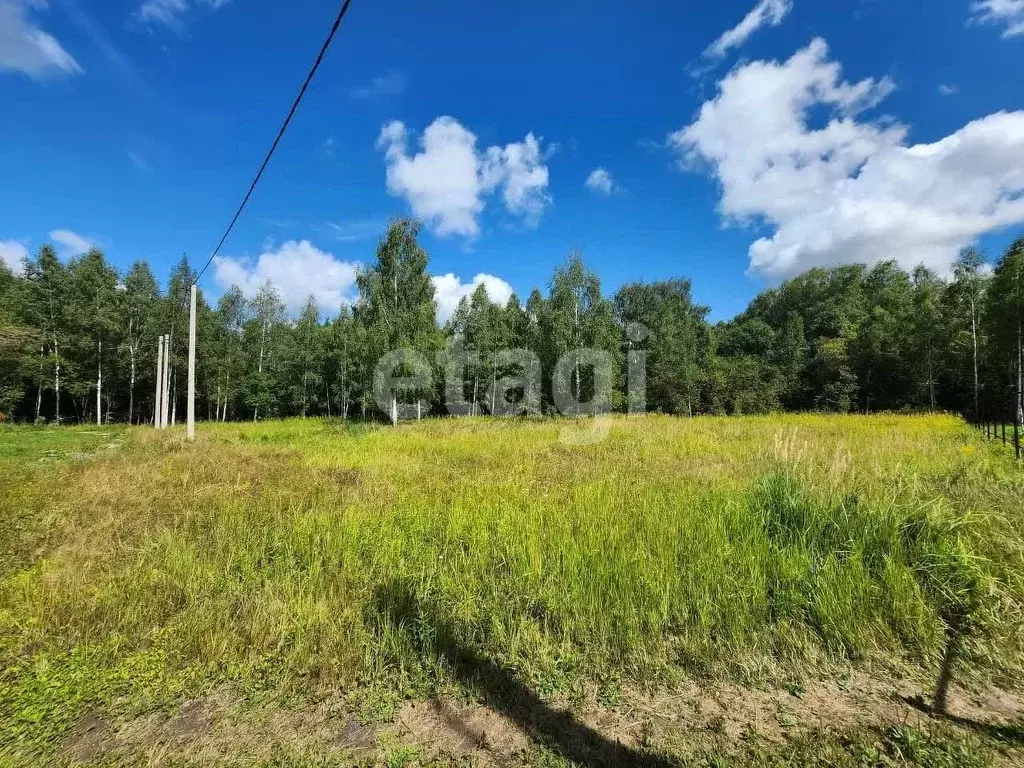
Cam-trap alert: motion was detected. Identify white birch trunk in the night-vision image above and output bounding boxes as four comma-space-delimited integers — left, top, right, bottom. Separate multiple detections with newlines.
490, 367, 496, 415
341, 367, 347, 420
128, 344, 136, 425
54, 336, 61, 425
35, 346, 43, 421
255, 320, 266, 422
971, 297, 980, 420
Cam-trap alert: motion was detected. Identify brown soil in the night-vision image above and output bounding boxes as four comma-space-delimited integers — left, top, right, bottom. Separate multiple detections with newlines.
63, 672, 1024, 766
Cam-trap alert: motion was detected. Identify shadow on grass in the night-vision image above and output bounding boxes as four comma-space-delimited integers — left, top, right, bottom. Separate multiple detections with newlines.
903, 695, 1024, 746
899, 622, 1024, 748
374, 582, 679, 767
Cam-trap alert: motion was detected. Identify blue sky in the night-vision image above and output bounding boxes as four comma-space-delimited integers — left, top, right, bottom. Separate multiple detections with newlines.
1, 0, 1023, 322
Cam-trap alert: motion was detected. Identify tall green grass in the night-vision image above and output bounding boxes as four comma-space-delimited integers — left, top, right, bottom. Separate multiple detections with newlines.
0, 415, 1021, 758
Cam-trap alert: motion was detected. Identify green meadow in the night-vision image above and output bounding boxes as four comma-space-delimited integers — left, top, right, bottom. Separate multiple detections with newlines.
1, 415, 1022, 766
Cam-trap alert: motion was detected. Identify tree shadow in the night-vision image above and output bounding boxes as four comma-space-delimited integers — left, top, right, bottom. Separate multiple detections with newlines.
372, 582, 680, 767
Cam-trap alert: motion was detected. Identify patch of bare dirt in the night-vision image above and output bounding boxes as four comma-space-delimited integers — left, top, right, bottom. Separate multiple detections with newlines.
63, 673, 1023, 766
387, 671, 1024, 766
395, 698, 530, 762
64, 687, 378, 766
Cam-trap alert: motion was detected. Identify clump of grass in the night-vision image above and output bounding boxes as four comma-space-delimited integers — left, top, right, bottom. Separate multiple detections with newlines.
0, 414, 1021, 761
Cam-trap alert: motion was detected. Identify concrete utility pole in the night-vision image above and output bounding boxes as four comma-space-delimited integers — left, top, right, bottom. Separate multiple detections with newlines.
187, 284, 197, 440
155, 335, 165, 428
162, 335, 171, 429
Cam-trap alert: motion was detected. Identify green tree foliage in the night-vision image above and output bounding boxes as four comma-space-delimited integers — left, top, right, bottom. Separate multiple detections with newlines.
122, 262, 160, 424
245, 281, 284, 421
614, 279, 711, 415
986, 237, 1024, 433
355, 218, 440, 421
3, 227, 1024, 425
67, 248, 122, 424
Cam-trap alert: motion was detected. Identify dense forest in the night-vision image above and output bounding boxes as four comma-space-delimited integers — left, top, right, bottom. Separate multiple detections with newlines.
1, 219, 1022, 427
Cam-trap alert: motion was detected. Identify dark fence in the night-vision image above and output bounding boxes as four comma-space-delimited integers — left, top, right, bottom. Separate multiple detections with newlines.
968, 405, 1022, 461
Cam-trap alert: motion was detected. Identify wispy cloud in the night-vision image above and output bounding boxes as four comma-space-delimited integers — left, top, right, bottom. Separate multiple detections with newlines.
970, 0, 1024, 38
127, 150, 153, 172
349, 69, 407, 100
705, 0, 793, 59
938, 83, 959, 96
326, 218, 386, 242
584, 168, 622, 196
49, 228, 93, 256
0, 0, 83, 80
135, 0, 233, 31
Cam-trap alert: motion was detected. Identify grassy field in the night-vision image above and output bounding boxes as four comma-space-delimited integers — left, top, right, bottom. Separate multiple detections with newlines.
1, 414, 1023, 766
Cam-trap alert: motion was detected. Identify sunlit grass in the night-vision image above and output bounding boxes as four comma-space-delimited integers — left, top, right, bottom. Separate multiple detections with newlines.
1, 414, 1022, 759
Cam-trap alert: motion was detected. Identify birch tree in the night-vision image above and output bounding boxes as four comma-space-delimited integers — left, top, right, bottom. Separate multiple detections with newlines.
23, 245, 69, 422
245, 281, 284, 420
948, 247, 989, 421
354, 218, 438, 424
122, 262, 160, 424
68, 248, 121, 424
988, 237, 1024, 444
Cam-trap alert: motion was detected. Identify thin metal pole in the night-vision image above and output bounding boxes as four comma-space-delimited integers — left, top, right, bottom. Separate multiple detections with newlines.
187, 285, 197, 441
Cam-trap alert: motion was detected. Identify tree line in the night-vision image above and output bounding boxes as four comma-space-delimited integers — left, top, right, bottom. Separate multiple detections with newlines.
1, 219, 1022, 428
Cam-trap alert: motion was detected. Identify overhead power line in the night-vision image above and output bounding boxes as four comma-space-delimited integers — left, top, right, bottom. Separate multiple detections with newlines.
169, 0, 356, 326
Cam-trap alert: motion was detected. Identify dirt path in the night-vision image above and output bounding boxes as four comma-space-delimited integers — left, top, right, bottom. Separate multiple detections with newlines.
65, 671, 1024, 766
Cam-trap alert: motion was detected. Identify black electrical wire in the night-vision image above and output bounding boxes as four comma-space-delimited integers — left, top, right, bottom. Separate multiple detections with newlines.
168, 0, 355, 330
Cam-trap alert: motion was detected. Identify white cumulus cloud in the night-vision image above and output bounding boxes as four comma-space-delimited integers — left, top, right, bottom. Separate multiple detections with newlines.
49, 229, 93, 255
432, 272, 515, 324
585, 168, 620, 195
377, 116, 551, 238
705, 0, 793, 59
971, 0, 1024, 38
0, 240, 29, 275
213, 240, 360, 315
671, 38, 1024, 277
0, 0, 83, 79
